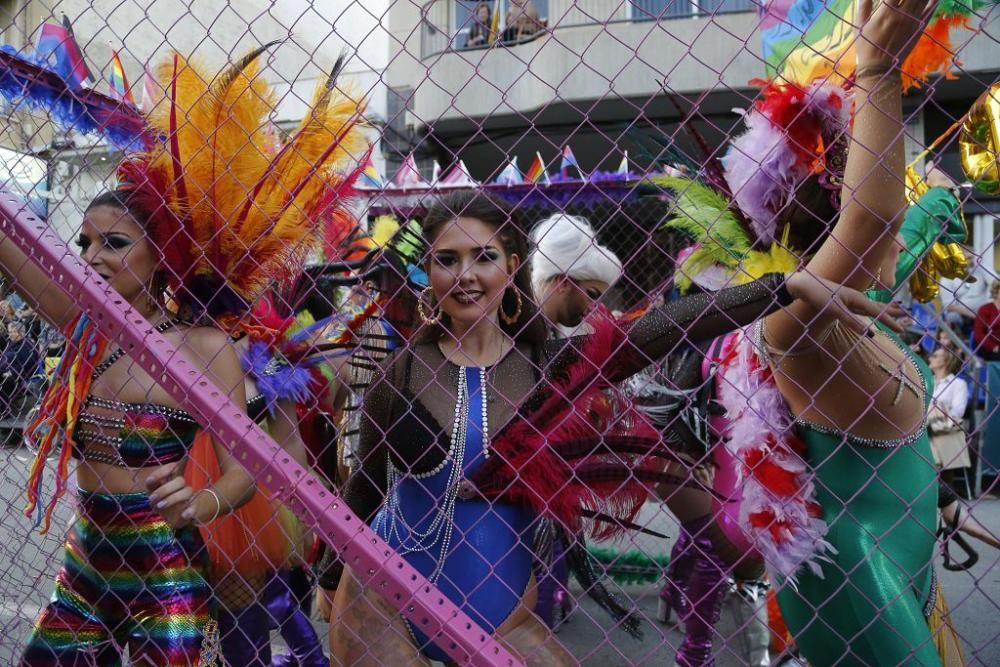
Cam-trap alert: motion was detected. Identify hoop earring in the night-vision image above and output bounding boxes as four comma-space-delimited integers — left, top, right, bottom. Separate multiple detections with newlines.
500, 288, 522, 326
418, 286, 440, 326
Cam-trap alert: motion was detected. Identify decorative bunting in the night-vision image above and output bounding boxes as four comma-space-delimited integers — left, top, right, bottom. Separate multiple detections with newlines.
391, 153, 428, 188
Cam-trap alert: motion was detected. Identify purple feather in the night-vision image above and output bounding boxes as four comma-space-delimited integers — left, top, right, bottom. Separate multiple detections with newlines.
723, 117, 801, 245
242, 341, 315, 416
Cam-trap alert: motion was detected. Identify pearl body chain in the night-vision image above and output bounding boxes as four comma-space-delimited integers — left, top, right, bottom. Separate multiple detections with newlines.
380, 365, 489, 584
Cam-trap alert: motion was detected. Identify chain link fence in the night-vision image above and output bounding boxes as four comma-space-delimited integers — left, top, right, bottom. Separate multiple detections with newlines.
0, 0, 998, 665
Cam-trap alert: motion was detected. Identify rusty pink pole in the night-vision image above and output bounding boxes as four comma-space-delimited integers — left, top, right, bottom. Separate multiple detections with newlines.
0, 190, 525, 667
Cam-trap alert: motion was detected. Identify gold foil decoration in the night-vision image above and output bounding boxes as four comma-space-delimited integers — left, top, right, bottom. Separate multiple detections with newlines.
960, 82, 1000, 194
909, 242, 971, 303
905, 166, 930, 205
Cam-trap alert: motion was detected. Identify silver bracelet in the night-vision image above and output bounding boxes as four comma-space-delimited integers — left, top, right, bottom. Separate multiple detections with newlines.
193, 488, 223, 524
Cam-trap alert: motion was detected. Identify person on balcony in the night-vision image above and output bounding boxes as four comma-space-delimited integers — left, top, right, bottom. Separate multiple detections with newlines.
503, 0, 544, 43
465, 2, 493, 48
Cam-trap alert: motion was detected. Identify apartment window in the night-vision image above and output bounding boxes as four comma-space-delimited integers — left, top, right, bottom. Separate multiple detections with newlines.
631, 0, 753, 20
631, 0, 697, 20
455, 0, 549, 49
698, 0, 756, 13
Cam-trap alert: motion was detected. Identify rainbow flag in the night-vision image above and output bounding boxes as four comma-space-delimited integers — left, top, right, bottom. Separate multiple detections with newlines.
108, 50, 134, 104
525, 152, 549, 184
35, 15, 93, 88
760, 0, 858, 84
560, 145, 583, 178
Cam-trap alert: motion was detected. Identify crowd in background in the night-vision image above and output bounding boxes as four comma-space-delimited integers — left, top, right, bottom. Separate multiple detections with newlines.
0, 286, 62, 421
906, 252, 1000, 498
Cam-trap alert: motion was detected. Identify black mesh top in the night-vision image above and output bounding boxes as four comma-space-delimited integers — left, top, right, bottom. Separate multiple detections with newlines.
343, 273, 793, 522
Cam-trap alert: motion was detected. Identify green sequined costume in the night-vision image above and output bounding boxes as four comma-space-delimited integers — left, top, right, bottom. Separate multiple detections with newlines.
774, 320, 941, 665
773, 186, 963, 667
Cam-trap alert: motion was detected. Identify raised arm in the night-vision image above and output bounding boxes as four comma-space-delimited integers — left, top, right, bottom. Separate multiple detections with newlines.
588, 272, 906, 383
0, 228, 79, 329
766, 0, 938, 346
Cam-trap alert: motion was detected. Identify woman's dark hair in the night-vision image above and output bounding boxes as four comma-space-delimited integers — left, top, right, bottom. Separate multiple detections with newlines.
85, 190, 152, 227
778, 175, 841, 256
417, 190, 548, 345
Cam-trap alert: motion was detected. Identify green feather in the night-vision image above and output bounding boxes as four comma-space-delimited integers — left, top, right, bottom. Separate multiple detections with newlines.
392, 220, 424, 263
934, 0, 990, 19
652, 176, 752, 290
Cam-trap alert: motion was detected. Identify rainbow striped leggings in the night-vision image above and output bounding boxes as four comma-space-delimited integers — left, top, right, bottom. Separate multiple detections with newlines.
20, 490, 210, 666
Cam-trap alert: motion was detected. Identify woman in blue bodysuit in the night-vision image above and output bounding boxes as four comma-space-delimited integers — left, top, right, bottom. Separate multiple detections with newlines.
332, 190, 909, 665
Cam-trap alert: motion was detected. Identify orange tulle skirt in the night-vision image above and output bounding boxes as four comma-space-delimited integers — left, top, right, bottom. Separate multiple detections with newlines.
184, 430, 300, 577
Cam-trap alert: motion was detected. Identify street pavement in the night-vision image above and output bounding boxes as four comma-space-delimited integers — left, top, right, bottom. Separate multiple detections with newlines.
2, 446, 998, 665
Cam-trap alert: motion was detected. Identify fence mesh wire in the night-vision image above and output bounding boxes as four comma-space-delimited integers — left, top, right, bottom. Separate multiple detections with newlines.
0, 1, 998, 666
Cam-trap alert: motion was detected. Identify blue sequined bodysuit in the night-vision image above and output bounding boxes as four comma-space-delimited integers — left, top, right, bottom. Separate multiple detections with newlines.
372, 366, 534, 661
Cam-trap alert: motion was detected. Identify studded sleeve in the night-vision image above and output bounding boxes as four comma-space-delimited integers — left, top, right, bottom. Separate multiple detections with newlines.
606, 273, 793, 382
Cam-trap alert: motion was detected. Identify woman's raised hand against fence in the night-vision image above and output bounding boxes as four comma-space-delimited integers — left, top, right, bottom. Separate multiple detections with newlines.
785, 271, 909, 335
856, 0, 939, 74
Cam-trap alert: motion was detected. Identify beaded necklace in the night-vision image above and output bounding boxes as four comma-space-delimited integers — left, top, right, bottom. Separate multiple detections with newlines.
381, 361, 491, 584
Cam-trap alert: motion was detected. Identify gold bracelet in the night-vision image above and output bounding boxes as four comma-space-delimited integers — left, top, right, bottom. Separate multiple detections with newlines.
193, 488, 223, 524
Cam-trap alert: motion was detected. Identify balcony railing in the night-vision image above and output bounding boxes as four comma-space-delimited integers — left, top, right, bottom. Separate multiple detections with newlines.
420, 0, 756, 58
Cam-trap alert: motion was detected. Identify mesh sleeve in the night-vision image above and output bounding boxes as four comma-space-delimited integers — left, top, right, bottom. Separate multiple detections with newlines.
340, 350, 400, 524
608, 273, 793, 381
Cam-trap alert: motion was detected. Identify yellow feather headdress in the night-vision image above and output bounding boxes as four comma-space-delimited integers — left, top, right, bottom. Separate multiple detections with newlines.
118, 45, 370, 324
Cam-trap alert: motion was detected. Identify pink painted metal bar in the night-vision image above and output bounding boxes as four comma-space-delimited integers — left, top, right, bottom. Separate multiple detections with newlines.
0, 191, 523, 667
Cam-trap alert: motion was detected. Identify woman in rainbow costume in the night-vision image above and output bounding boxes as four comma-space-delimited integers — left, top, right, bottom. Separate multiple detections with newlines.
10, 44, 368, 666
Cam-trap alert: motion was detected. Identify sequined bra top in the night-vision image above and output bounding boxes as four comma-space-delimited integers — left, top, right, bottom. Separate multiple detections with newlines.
73, 320, 199, 468
75, 396, 199, 467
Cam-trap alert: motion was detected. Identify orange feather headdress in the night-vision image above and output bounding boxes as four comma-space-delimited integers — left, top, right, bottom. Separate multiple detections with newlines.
118, 45, 370, 325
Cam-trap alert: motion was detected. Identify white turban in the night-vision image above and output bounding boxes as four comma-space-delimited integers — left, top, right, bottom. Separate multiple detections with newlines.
530, 214, 622, 296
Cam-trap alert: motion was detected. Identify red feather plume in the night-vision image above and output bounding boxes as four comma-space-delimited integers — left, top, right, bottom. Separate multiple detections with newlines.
470, 308, 685, 540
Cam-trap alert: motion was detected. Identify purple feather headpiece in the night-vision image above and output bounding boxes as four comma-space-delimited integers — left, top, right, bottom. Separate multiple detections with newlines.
722, 81, 851, 246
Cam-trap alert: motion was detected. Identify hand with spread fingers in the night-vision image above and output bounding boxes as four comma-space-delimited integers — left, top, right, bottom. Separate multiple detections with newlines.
786, 271, 911, 335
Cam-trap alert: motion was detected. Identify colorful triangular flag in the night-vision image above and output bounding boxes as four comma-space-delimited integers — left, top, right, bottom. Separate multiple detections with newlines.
525, 151, 550, 184
560, 145, 583, 179
494, 158, 523, 185
391, 154, 429, 189
439, 160, 479, 188
108, 49, 134, 105
617, 150, 630, 176
36, 15, 93, 88
431, 160, 442, 186
358, 157, 385, 189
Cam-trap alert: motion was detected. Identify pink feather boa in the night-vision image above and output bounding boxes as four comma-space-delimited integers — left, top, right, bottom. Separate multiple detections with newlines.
716, 322, 835, 586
